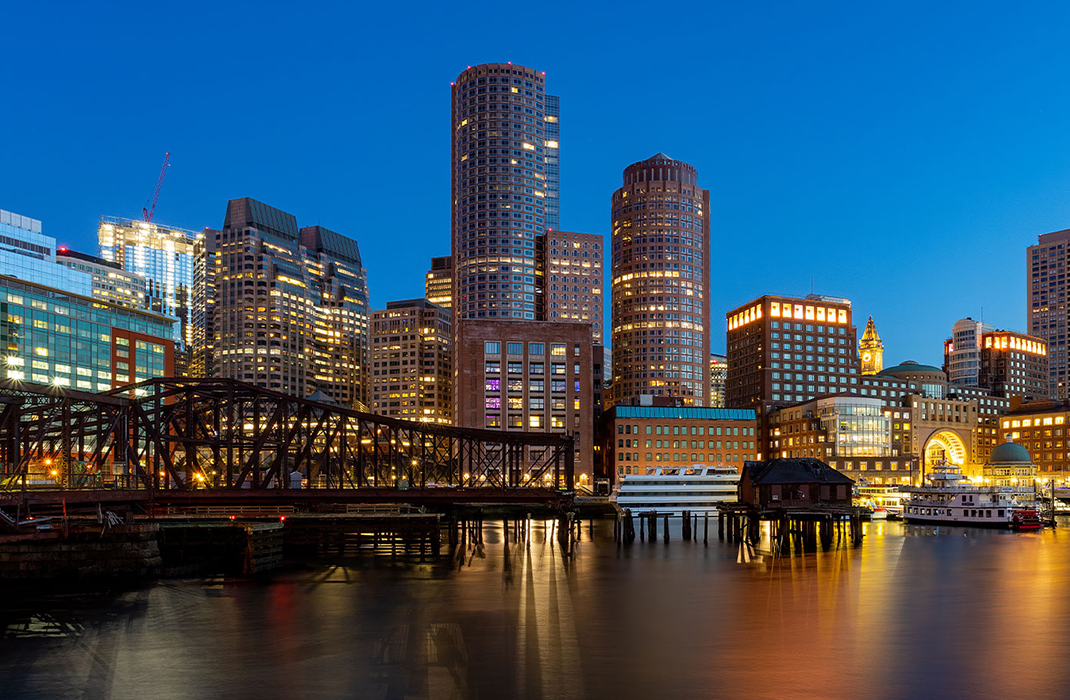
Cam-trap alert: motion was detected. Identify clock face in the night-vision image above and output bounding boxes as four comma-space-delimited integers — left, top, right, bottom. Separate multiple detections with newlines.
863, 352, 872, 363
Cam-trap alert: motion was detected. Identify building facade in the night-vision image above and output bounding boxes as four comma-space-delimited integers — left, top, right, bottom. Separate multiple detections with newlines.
1, 274, 174, 392
451, 62, 556, 321
978, 330, 1048, 400
1028, 228, 1070, 400
425, 256, 453, 309
370, 299, 452, 424
544, 94, 560, 231
454, 320, 595, 485
710, 353, 727, 407
198, 198, 369, 406
57, 249, 148, 311
604, 404, 757, 480
610, 153, 711, 406
943, 317, 994, 388
0, 209, 92, 296
545, 229, 603, 342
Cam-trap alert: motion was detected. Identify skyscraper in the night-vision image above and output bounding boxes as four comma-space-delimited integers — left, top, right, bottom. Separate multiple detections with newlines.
610, 154, 710, 406
943, 317, 993, 387
370, 299, 452, 423
544, 94, 560, 230
451, 62, 555, 320
1028, 229, 1070, 400
196, 198, 369, 406
425, 256, 453, 309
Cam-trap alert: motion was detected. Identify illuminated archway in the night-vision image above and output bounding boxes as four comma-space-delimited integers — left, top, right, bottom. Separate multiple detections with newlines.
924, 430, 967, 469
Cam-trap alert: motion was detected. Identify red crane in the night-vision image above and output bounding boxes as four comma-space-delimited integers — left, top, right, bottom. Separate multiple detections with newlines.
142, 152, 171, 222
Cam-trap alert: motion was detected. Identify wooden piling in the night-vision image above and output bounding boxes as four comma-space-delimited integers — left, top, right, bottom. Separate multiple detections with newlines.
663, 513, 669, 543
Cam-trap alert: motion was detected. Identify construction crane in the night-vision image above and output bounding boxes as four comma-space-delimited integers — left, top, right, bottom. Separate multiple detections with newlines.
142, 152, 171, 222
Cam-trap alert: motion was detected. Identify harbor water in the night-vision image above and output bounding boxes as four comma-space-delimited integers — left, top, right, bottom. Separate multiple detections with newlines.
2, 519, 1069, 700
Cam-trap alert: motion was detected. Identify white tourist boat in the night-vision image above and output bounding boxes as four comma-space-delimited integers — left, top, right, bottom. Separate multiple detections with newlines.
902, 463, 1033, 529
614, 466, 739, 516
856, 483, 905, 519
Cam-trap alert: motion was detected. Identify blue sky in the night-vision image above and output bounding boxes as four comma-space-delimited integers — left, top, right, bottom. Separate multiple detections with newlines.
4, 0, 1070, 362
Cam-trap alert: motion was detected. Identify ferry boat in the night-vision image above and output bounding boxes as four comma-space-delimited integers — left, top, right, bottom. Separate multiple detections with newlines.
856, 482, 905, 520
902, 463, 1029, 528
614, 466, 739, 516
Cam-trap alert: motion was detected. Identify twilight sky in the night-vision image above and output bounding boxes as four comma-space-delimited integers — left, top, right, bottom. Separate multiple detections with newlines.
4, 1, 1070, 362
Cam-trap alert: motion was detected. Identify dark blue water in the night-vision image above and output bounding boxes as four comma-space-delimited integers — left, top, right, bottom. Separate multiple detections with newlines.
2, 519, 1068, 700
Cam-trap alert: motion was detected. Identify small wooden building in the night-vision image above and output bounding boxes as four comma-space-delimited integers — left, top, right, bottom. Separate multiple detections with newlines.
740, 458, 854, 509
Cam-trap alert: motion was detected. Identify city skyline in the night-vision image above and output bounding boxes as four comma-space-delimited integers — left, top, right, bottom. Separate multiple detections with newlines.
6, 3, 1070, 364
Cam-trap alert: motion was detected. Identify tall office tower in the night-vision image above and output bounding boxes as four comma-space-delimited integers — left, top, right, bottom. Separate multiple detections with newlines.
725, 294, 858, 411
202, 198, 369, 405
1028, 229, 1070, 400
0, 209, 92, 295
544, 94, 561, 230
709, 353, 728, 407
979, 330, 1049, 400
610, 154, 711, 406
190, 229, 217, 378
425, 256, 453, 309
98, 217, 198, 369
859, 316, 884, 375
943, 317, 994, 387
545, 230, 603, 342
56, 249, 147, 310
451, 62, 551, 320
370, 299, 452, 424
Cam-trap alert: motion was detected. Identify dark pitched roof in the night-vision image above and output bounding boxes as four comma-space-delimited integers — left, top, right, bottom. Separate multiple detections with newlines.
744, 458, 854, 486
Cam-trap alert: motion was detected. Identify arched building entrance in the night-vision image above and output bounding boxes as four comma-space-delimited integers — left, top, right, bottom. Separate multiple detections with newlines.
923, 429, 968, 472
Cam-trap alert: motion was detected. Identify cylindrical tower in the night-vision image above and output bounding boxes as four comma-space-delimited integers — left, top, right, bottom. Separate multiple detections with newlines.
610, 153, 711, 405
451, 62, 549, 320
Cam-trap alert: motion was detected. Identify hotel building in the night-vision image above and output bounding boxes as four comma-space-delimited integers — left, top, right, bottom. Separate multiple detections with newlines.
370, 299, 452, 424
978, 330, 1048, 400
197, 198, 370, 406
610, 153, 711, 406
1000, 404, 1070, 480
604, 403, 757, 480
1028, 229, 1070, 400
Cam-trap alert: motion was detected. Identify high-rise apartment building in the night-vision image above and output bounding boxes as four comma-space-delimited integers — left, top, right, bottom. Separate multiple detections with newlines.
189, 229, 217, 378
425, 256, 453, 309
978, 330, 1048, 400
545, 230, 603, 342
544, 94, 560, 230
57, 249, 147, 311
725, 294, 858, 413
610, 154, 711, 406
197, 198, 369, 406
370, 299, 452, 424
943, 317, 993, 387
451, 62, 556, 320
98, 217, 197, 364
454, 320, 595, 485
1028, 229, 1070, 400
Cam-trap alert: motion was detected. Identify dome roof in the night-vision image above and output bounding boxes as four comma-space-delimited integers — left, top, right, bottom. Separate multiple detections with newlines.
878, 360, 944, 376
988, 441, 1033, 464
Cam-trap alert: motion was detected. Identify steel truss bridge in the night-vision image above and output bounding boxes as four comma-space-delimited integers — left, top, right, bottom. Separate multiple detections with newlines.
0, 378, 573, 509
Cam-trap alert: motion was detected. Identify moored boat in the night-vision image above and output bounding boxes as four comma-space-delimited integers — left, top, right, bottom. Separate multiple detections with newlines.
614, 466, 739, 516
902, 463, 1032, 529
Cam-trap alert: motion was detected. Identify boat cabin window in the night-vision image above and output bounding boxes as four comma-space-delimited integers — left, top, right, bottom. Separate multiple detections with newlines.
998, 510, 1004, 518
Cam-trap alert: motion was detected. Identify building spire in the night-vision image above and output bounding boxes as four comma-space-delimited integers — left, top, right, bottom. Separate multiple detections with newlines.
859, 315, 884, 375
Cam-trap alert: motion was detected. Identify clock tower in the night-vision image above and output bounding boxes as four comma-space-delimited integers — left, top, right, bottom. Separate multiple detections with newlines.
859, 316, 883, 375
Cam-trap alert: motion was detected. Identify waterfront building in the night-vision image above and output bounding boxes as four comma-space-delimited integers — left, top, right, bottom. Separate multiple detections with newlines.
710, 353, 727, 407
451, 62, 555, 321
370, 299, 452, 424
57, 249, 147, 311
545, 229, 603, 343
768, 394, 916, 485
610, 154, 711, 406
978, 330, 1048, 401
858, 316, 884, 375
943, 317, 994, 387
999, 402, 1070, 480
981, 440, 1039, 503
739, 458, 854, 509
198, 198, 370, 407
454, 320, 595, 486
603, 401, 757, 480
0, 208, 92, 296
425, 256, 453, 309
0, 274, 174, 391
1028, 228, 1070, 400
97, 217, 197, 369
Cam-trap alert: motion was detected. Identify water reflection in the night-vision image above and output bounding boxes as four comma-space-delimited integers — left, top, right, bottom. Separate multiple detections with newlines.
1, 520, 1069, 699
